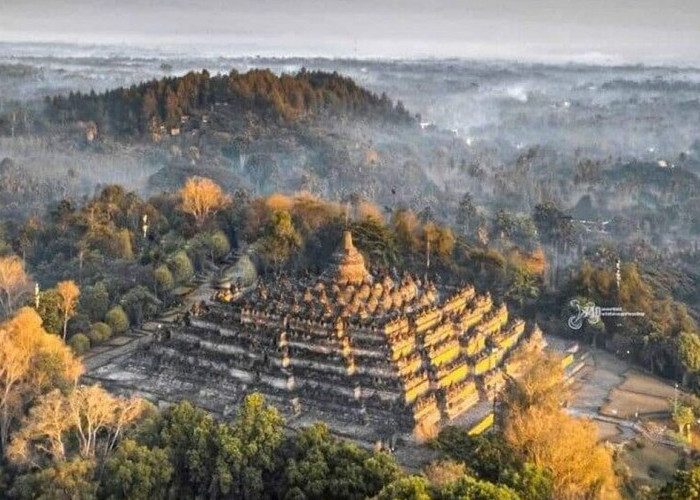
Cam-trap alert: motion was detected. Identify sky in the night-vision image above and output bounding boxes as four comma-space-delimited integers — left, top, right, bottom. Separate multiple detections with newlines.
2, 0, 700, 64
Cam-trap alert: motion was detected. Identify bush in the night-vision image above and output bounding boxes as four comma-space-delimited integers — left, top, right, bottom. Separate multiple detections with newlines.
105, 305, 130, 334
81, 281, 110, 321
68, 333, 91, 355
67, 313, 91, 338
92, 321, 113, 339
207, 231, 231, 260
169, 250, 194, 283
87, 322, 112, 344
154, 265, 174, 292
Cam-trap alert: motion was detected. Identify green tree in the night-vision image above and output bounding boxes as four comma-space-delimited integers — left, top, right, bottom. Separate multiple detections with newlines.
436, 475, 520, 500
36, 289, 63, 335
81, 282, 110, 322
282, 423, 401, 500
679, 332, 700, 386
660, 465, 700, 499
374, 476, 432, 500
10, 458, 97, 500
105, 305, 129, 334
231, 393, 285, 499
154, 265, 174, 294
100, 439, 173, 500
260, 210, 301, 273
68, 333, 91, 355
168, 250, 194, 283
671, 404, 695, 439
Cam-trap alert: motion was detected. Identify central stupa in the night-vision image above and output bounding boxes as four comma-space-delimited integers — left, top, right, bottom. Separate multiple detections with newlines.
333, 230, 371, 285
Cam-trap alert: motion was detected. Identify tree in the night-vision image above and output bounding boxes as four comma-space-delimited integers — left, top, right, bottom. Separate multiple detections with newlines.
282, 422, 401, 500
144, 401, 242, 498
422, 223, 456, 259
81, 282, 110, 322
105, 305, 129, 334
679, 332, 700, 386
671, 403, 695, 440
36, 289, 63, 335
9, 458, 97, 500
260, 210, 301, 274
180, 176, 230, 227
504, 406, 617, 498
56, 280, 80, 340
69, 333, 91, 355
154, 265, 174, 294
168, 251, 194, 284
0, 255, 30, 317
8, 385, 144, 465
436, 475, 520, 500
456, 192, 477, 236
501, 352, 568, 415
231, 393, 285, 499
0, 308, 82, 450
373, 476, 432, 500
423, 460, 467, 487
660, 465, 700, 499
100, 439, 173, 500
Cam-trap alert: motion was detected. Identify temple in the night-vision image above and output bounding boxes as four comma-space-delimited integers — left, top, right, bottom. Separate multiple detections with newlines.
91, 231, 544, 444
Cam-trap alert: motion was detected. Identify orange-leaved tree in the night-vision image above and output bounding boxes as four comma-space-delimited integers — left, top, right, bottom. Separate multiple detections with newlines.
0, 307, 83, 451
180, 176, 230, 227
7, 385, 145, 466
56, 280, 80, 340
0, 255, 31, 318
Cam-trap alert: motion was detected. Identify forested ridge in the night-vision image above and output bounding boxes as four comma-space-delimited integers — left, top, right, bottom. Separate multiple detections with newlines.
43, 69, 414, 136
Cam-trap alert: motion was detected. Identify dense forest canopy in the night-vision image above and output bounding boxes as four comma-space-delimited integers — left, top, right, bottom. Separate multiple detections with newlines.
43, 69, 414, 136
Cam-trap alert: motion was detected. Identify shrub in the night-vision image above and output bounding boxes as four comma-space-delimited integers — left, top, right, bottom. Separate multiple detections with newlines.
68, 333, 91, 355
154, 265, 174, 292
92, 321, 113, 340
207, 231, 231, 260
67, 313, 91, 338
169, 250, 194, 283
105, 305, 130, 334
81, 281, 110, 321
87, 322, 113, 344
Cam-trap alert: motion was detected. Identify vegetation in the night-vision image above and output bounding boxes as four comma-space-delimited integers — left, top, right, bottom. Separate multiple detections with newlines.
43, 69, 414, 137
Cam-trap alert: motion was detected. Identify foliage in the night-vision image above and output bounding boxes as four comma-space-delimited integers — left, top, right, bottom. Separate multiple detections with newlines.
35, 288, 63, 335
282, 423, 402, 500
179, 176, 230, 226
660, 464, 700, 499
100, 439, 173, 500
259, 210, 302, 272
105, 305, 129, 334
56, 280, 80, 340
88, 322, 112, 344
9, 458, 97, 500
168, 250, 194, 284
373, 476, 432, 500
68, 333, 91, 355
46, 69, 413, 136
80, 282, 110, 323
0, 254, 30, 317
0, 308, 82, 450
153, 264, 174, 293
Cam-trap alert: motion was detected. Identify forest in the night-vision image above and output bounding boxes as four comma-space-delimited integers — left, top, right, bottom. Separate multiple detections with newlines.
35, 69, 414, 137
2, 176, 700, 497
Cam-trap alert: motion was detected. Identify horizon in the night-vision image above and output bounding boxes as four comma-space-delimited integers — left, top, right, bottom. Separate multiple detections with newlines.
2, 0, 700, 66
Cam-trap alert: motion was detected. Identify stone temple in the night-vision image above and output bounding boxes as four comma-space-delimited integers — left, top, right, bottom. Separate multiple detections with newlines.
90, 231, 542, 444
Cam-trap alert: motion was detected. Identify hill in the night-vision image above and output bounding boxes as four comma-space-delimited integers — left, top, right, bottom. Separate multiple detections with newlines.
43, 69, 414, 137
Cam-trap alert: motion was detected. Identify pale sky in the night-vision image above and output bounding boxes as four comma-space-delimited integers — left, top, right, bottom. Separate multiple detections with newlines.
2, 0, 700, 63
